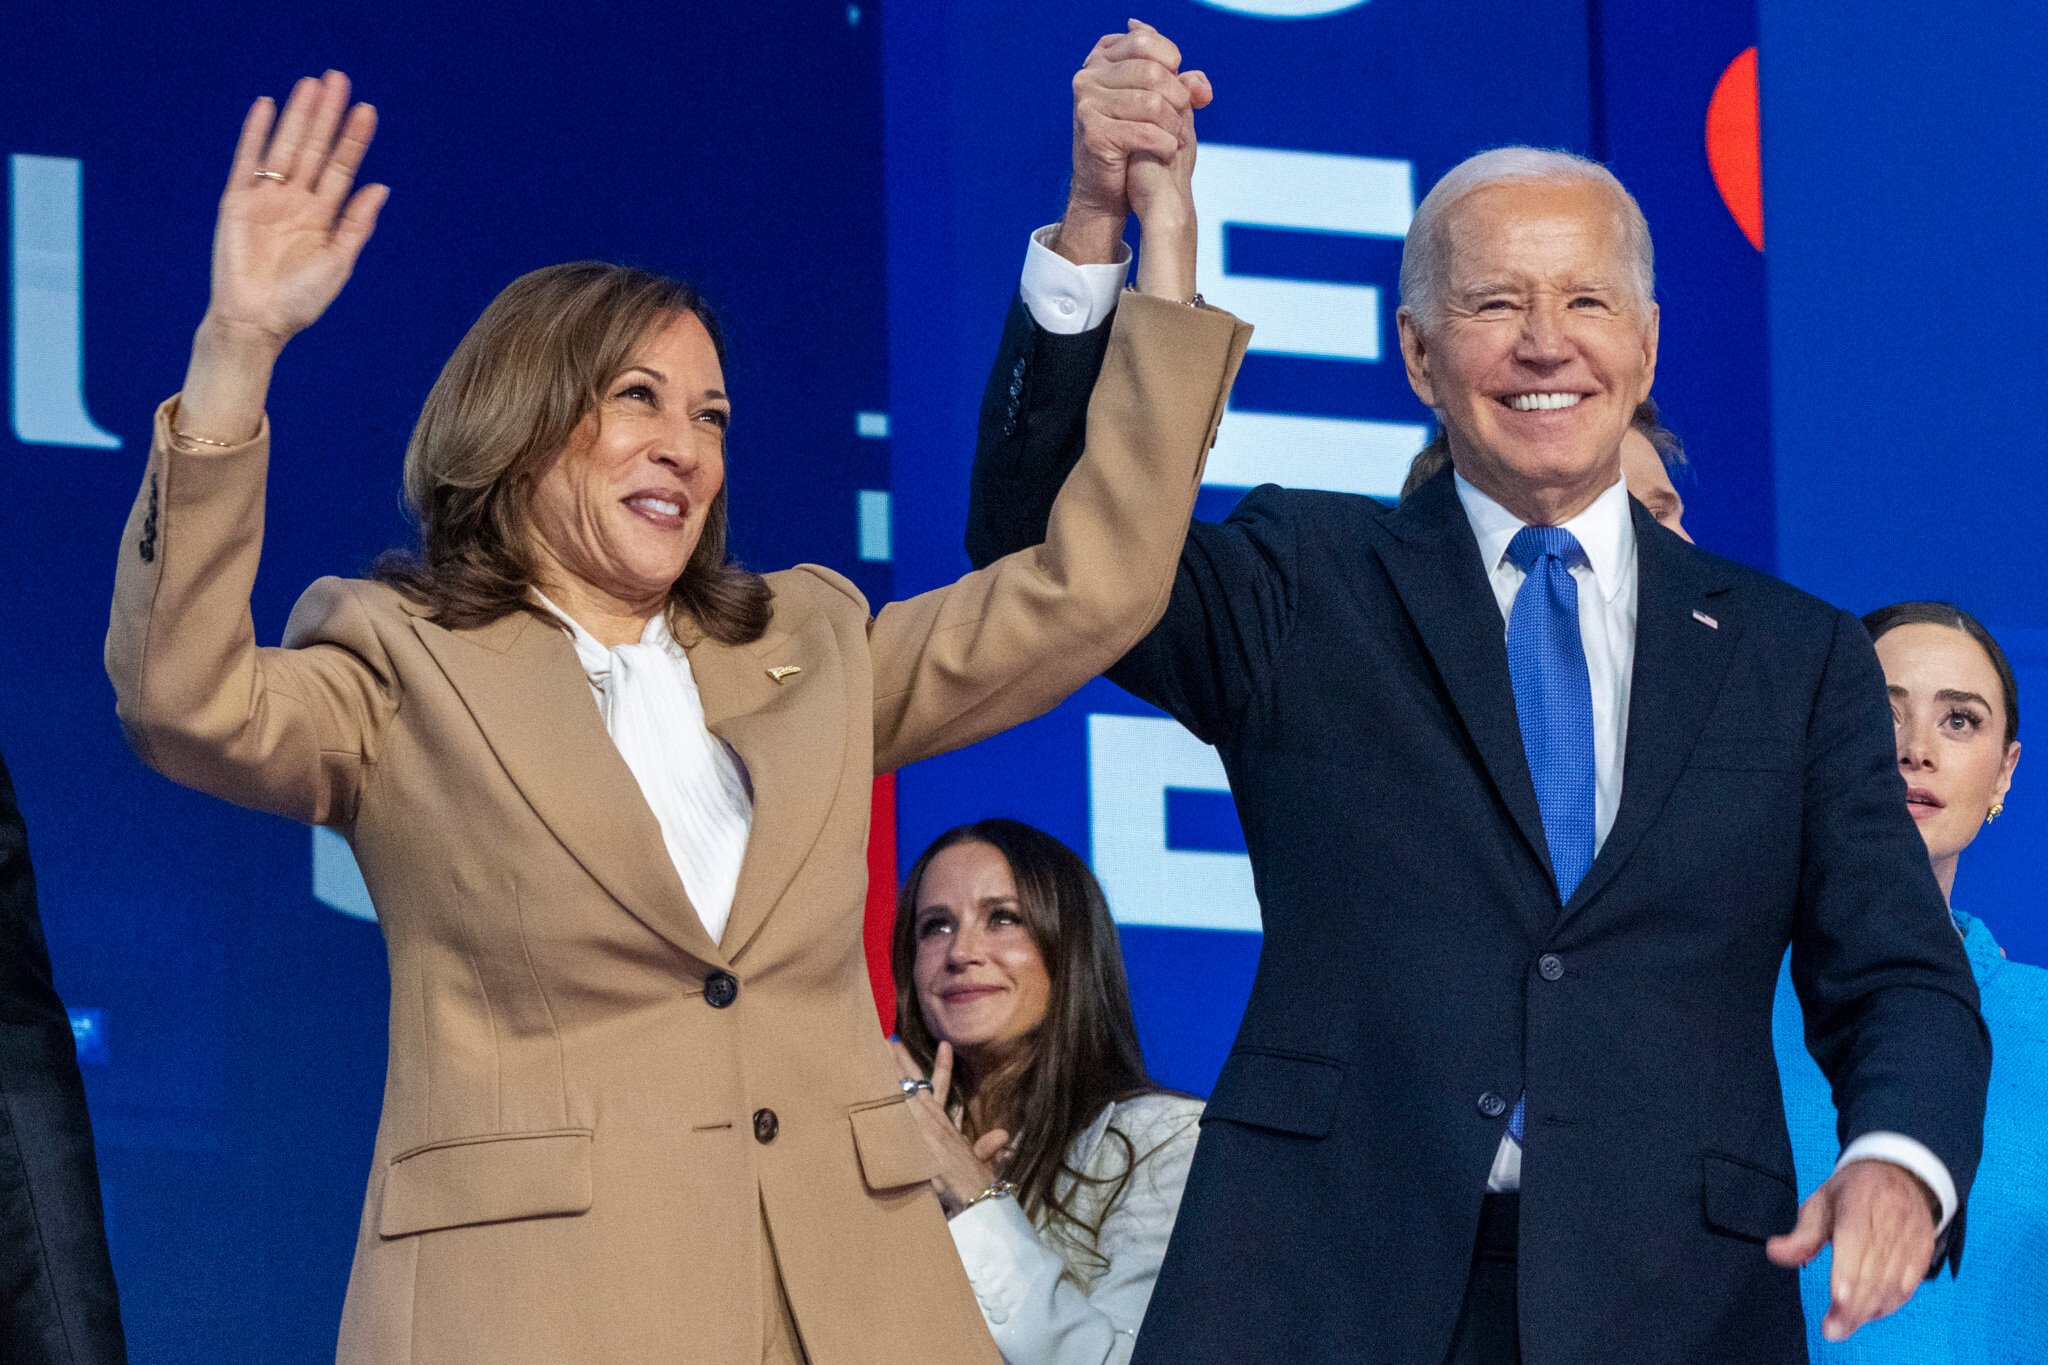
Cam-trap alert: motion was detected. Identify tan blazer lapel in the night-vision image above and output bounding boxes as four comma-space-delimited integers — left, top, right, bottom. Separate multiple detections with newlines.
689, 625, 843, 962
412, 610, 728, 968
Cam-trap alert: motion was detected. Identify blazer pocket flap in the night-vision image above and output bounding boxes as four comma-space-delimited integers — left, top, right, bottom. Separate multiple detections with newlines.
379, 1128, 594, 1238
849, 1098, 940, 1191
1700, 1152, 1797, 1243
1203, 1049, 1345, 1138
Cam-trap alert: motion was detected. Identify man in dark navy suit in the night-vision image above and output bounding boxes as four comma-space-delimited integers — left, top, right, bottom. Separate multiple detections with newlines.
959, 25, 1989, 1365
1, 749, 127, 1364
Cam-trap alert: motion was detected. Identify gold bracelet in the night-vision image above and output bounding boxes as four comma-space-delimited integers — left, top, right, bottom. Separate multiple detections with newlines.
959, 1179, 1016, 1214
169, 427, 240, 450
1124, 284, 1207, 308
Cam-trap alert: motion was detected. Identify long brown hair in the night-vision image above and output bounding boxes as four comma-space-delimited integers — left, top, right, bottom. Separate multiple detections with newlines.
374, 261, 770, 644
893, 820, 1173, 1263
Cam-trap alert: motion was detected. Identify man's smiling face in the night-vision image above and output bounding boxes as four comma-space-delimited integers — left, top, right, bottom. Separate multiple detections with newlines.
1399, 177, 1659, 522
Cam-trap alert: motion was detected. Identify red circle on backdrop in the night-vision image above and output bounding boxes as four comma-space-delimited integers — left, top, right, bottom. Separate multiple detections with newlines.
1706, 46, 1764, 251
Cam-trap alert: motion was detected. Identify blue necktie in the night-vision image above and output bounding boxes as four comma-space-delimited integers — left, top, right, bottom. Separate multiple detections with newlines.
1503, 525, 1597, 1145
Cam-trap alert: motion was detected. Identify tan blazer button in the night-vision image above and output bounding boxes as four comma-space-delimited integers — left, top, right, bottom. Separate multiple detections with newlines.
752, 1108, 779, 1144
704, 971, 738, 1008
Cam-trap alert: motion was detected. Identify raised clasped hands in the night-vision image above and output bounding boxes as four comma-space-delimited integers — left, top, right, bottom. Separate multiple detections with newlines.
890, 1039, 1011, 1218
1057, 19, 1211, 301
1765, 1158, 1941, 1342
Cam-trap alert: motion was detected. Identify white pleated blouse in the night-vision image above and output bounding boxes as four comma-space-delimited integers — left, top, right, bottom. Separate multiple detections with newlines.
537, 595, 753, 945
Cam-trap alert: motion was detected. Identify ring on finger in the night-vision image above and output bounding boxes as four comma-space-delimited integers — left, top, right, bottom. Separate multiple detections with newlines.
252, 168, 289, 182
899, 1077, 935, 1096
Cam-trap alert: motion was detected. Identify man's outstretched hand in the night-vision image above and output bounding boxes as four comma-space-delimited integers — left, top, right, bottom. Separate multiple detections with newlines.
1766, 1159, 1940, 1342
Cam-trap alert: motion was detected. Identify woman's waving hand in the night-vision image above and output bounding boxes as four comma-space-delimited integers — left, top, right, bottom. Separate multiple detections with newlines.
178, 71, 386, 445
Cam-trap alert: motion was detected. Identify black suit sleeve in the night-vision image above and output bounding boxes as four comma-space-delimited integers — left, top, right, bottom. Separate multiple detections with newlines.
964, 295, 1296, 744
0, 752, 127, 1364
1787, 611, 1990, 1272
965, 294, 1116, 569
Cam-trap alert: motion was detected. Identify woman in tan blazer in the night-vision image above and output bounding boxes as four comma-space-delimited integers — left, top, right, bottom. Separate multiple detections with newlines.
104, 72, 1244, 1364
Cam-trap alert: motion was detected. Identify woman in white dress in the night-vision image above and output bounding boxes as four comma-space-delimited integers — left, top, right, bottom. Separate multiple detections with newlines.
890, 820, 1201, 1365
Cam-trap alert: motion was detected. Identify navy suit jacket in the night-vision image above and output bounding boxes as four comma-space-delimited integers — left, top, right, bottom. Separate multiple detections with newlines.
964, 298, 1990, 1365
0, 751, 126, 1365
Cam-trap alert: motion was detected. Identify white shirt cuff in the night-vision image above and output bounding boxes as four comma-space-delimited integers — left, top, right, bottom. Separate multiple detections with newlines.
1020, 224, 1130, 334
1836, 1131, 1957, 1232
947, 1194, 1054, 1329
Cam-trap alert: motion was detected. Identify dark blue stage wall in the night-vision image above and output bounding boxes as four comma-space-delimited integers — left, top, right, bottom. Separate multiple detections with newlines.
884, 0, 1775, 1100
2, 3, 892, 1360
1760, 0, 2048, 965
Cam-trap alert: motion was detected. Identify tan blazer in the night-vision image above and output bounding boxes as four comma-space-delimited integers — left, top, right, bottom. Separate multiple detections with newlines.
105, 292, 1249, 1364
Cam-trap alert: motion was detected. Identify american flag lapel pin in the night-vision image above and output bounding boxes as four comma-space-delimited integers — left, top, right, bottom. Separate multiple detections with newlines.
1691, 609, 1719, 630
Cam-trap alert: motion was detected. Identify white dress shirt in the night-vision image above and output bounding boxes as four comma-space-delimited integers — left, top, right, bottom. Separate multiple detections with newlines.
1016, 234, 1956, 1226
537, 595, 752, 946
948, 1094, 1201, 1365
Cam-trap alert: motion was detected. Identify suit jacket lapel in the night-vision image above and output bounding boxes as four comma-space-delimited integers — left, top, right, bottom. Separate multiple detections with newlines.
688, 622, 842, 964
1561, 506, 1740, 923
412, 609, 728, 968
1371, 471, 1554, 893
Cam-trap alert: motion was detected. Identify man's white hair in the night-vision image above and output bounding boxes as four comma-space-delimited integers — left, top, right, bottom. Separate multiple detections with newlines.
1398, 147, 1655, 327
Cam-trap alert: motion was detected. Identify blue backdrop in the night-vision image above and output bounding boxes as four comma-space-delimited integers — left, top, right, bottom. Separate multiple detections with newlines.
1, 1, 2039, 1358
1760, 1, 2048, 953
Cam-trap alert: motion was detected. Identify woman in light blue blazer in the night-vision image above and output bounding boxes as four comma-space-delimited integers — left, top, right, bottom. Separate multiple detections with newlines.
1774, 601, 2040, 1361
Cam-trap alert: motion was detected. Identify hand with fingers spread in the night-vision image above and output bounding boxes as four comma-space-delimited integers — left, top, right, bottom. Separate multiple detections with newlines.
1766, 1158, 1942, 1342
1054, 18, 1212, 287
891, 1039, 1011, 1217
211, 70, 386, 346
179, 70, 387, 445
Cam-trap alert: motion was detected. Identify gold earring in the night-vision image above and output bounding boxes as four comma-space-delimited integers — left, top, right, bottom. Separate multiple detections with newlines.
1988, 803, 2005, 822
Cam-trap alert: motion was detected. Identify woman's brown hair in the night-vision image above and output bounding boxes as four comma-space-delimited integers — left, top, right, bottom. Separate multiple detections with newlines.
375, 261, 771, 644
893, 819, 1179, 1269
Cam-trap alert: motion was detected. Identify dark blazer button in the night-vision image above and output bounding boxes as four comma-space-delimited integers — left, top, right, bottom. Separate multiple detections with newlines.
753, 1108, 779, 1143
703, 971, 738, 1009
1477, 1092, 1508, 1119
1538, 953, 1565, 982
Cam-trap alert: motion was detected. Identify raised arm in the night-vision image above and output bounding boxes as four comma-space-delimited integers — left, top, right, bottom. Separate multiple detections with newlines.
963, 24, 1299, 746
965, 20, 1206, 571
872, 288, 1245, 772
869, 30, 1248, 772
105, 73, 396, 826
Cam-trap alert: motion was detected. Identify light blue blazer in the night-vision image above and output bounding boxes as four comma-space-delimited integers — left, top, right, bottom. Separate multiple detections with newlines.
1774, 911, 2048, 1362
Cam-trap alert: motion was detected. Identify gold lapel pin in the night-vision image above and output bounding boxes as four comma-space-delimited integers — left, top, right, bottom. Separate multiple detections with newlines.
766, 665, 802, 682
